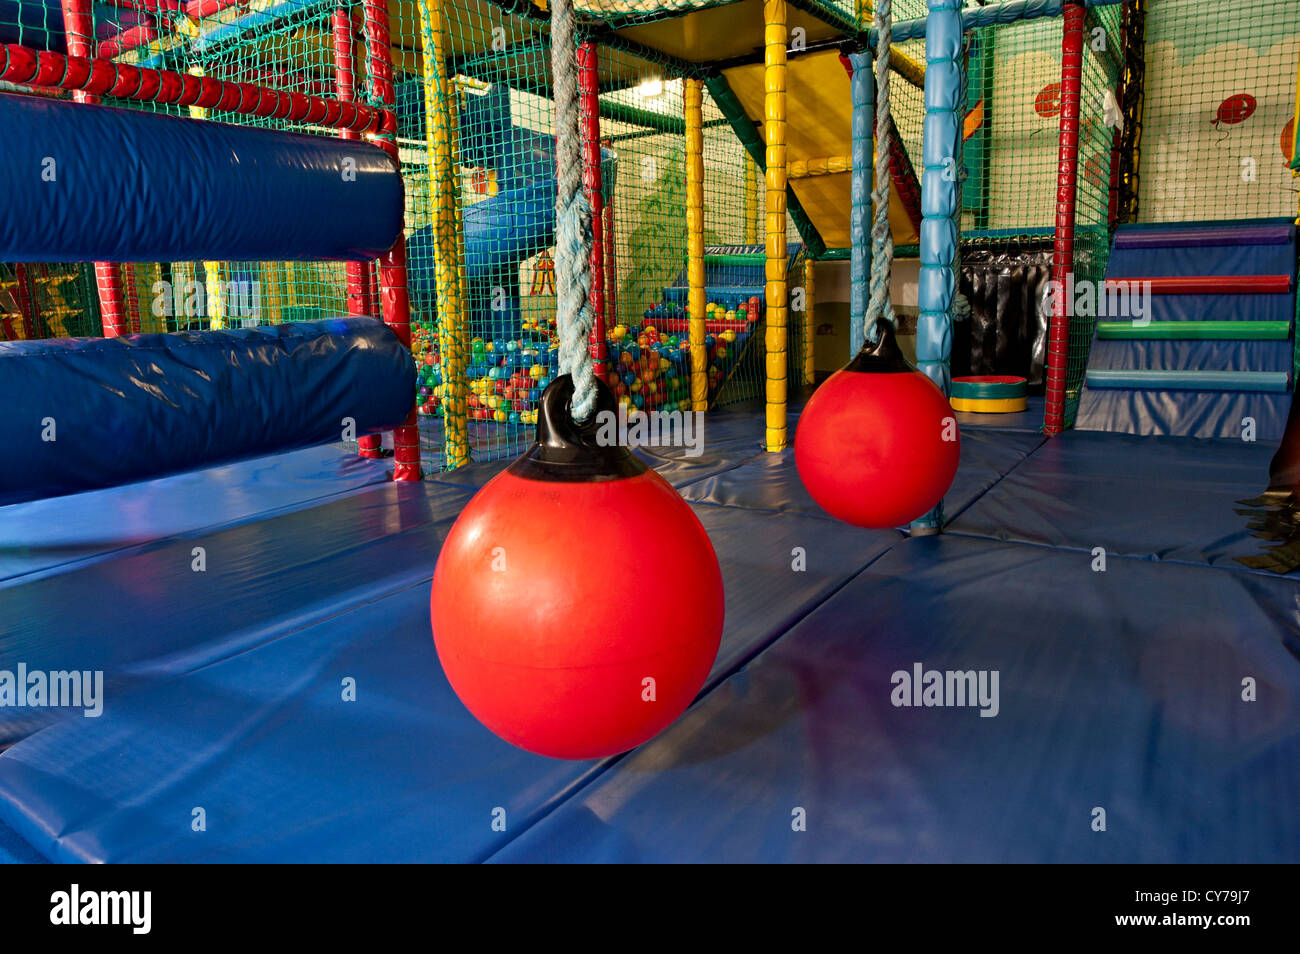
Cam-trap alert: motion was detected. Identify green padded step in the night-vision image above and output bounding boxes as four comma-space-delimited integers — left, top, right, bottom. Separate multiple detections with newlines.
703, 254, 766, 266
1096, 320, 1292, 340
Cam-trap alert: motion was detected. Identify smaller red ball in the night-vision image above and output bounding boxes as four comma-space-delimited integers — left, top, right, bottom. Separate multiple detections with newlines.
795, 368, 960, 528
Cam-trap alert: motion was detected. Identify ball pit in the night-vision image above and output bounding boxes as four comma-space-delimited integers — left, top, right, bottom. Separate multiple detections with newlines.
413, 294, 762, 426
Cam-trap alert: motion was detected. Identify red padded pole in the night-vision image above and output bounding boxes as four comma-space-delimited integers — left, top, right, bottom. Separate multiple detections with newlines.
11, 264, 37, 340
578, 42, 606, 375
334, 6, 375, 319
0, 44, 392, 133
361, 0, 420, 479
1043, 1, 1085, 437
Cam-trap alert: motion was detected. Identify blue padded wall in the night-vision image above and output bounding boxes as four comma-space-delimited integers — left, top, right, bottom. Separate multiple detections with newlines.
0, 93, 403, 262
0, 318, 414, 505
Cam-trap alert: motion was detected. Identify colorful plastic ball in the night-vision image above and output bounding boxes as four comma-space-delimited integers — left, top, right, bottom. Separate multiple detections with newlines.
795, 323, 960, 529
432, 376, 723, 759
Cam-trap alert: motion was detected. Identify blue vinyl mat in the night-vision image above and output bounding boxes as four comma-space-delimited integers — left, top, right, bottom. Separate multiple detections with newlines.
0, 444, 393, 585
0, 404, 1297, 863
490, 536, 1300, 863
947, 429, 1281, 573
0, 502, 893, 862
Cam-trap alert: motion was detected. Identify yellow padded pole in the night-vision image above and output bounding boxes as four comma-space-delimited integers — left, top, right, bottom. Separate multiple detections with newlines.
788, 154, 852, 179
763, 0, 788, 452
743, 154, 759, 245
418, 0, 469, 468
802, 255, 815, 385
890, 48, 926, 89
685, 77, 707, 412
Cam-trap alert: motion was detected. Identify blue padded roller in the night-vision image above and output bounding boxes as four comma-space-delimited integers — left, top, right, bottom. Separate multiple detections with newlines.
0, 93, 403, 262
0, 318, 414, 506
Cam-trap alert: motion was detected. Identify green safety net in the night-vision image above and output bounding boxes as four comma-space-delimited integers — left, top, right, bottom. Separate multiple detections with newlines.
1135, 0, 1299, 224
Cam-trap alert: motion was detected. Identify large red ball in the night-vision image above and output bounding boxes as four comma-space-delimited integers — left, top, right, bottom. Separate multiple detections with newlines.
431, 468, 724, 760
795, 368, 960, 528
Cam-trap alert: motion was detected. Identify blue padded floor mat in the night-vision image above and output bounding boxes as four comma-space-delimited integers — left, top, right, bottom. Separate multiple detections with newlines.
0, 444, 393, 584
948, 429, 1280, 573
0, 501, 895, 862
0, 479, 474, 748
3, 399, 1298, 862
490, 534, 1300, 863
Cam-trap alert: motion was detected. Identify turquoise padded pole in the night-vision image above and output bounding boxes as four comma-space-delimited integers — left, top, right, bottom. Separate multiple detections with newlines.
913, 0, 963, 535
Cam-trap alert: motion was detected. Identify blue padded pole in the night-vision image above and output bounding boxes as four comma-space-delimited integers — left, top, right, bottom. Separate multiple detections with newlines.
913, 0, 962, 535
849, 49, 874, 358
0, 93, 404, 263
0, 318, 415, 506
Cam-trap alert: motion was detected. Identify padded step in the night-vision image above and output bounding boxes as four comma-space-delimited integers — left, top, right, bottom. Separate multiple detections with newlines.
1087, 338, 1292, 374
1085, 369, 1290, 393
1105, 242, 1298, 280
1096, 320, 1292, 340
1104, 275, 1292, 295
1113, 223, 1294, 249
1073, 388, 1291, 440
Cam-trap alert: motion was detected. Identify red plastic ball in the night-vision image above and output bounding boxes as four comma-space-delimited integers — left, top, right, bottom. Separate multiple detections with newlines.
795, 367, 960, 528
431, 467, 724, 760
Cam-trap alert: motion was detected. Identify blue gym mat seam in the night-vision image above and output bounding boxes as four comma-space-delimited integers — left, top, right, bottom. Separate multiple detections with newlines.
474, 539, 912, 864
937, 434, 1049, 527
943, 525, 1300, 584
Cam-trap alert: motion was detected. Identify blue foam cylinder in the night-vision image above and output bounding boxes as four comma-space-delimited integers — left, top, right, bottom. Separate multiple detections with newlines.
0, 318, 415, 506
0, 93, 403, 262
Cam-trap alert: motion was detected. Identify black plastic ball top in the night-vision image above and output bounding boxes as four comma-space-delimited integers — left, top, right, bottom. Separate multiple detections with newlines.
507, 373, 649, 482
845, 319, 914, 374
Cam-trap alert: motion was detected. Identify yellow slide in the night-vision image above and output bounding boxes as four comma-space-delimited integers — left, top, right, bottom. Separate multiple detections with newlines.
722, 48, 920, 249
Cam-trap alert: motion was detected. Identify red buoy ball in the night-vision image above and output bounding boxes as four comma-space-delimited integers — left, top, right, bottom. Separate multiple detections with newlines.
431, 376, 724, 760
795, 323, 960, 528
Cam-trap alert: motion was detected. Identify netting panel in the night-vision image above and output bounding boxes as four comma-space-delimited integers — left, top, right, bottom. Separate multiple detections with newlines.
1137, 0, 1299, 223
